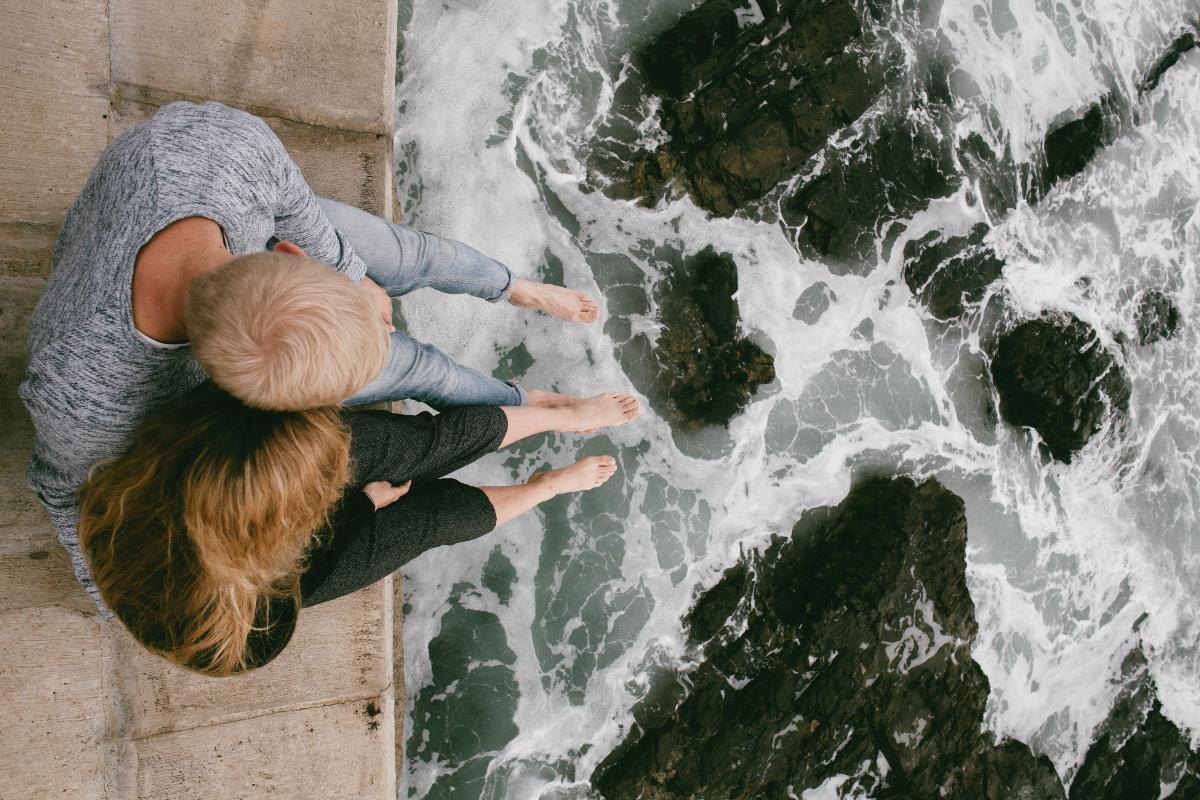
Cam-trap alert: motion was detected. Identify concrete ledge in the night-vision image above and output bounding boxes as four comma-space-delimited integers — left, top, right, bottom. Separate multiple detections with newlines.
0, 0, 402, 796
107, 586, 392, 741
0, 0, 109, 225
0, 223, 59, 278
109, 0, 396, 136
0, 605, 108, 800
131, 698, 394, 800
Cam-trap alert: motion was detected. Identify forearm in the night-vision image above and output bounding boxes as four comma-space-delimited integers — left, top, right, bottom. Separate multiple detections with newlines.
480, 480, 559, 527
274, 161, 367, 281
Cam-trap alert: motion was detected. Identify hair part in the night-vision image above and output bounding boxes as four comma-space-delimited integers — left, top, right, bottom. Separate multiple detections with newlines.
187, 252, 389, 410
78, 383, 350, 676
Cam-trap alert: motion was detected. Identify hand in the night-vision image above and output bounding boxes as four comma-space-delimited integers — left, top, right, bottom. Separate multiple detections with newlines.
363, 480, 411, 509
361, 276, 396, 332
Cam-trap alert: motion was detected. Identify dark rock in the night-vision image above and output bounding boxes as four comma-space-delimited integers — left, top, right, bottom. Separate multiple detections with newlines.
793, 281, 837, 325
594, 0, 885, 214
1070, 649, 1200, 799
782, 115, 961, 270
1135, 290, 1181, 346
903, 223, 1006, 319
990, 314, 1131, 462
1039, 103, 1109, 193
592, 477, 1064, 800
1138, 30, 1198, 96
1032, 29, 1197, 201
958, 130, 1024, 217
620, 247, 775, 429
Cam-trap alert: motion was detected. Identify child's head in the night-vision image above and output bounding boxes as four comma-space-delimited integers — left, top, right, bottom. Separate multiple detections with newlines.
187, 252, 388, 410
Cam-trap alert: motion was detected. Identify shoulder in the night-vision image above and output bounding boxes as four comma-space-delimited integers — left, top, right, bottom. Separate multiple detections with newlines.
22, 331, 205, 485
150, 101, 272, 136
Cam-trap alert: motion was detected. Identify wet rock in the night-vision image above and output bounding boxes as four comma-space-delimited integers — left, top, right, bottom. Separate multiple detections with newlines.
782, 114, 961, 270
990, 314, 1131, 462
1038, 103, 1110, 194
1032, 29, 1197, 201
623, 247, 775, 429
596, 0, 885, 214
903, 223, 1006, 319
1138, 30, 1198, 96
592, 477, 1063, 799
1135, 290, 1181, 346
1070, 648, 1200, 799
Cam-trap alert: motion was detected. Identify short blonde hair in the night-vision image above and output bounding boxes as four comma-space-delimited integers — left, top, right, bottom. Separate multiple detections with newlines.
188, 253, 389, 410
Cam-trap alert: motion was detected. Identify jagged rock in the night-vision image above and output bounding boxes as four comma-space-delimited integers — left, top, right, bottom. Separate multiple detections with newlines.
592, 477, 1063, 799
903, 223, 1006, 319
1138, 30, 1198, 96
1039, 103, 1110, 194
1031, 29, 1197, 201
781, 114, 961, 270
990, 314, 1131, 462
1135, 290, 1181, 346
594, 0, 885, 214
1070, 648, 1200, 799
627, 247, 775, 429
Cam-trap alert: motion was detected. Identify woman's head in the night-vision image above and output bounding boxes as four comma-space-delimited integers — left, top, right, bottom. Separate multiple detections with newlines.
78, 383, 350, 676
187, 252, 389, 411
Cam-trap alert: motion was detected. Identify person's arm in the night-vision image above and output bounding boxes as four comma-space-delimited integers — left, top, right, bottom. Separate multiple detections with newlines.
269, 139, 368, 282
30, 484, 113, 616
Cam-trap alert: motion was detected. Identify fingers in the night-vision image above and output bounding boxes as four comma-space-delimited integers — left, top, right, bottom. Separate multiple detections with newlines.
363, 480, 412, 509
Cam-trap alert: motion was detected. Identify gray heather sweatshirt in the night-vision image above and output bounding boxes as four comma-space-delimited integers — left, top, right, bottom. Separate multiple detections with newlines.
19, 101, 367, 608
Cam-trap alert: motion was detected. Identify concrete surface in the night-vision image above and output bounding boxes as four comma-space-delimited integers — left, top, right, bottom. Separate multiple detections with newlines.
110, 0, 396, 135
0, 0, 402, 797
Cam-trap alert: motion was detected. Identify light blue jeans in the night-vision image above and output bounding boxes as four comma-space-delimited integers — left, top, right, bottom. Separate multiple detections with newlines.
315, 197, 527, 408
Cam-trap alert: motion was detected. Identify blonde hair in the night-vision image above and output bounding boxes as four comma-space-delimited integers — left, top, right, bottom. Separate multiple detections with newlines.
78, 383, 350, 676
187, 252, 389, 410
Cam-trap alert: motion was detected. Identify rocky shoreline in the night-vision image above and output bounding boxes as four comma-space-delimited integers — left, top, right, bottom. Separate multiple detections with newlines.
592, 478, 1199, 798
578, 2, 1199, 796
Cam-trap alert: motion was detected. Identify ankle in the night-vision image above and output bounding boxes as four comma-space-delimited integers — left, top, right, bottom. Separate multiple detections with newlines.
508, 277, 537, 308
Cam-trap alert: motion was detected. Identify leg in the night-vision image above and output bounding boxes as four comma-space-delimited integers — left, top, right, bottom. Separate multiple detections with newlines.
345, 329, 524, 408
301, 456, 618, 607
497, 393, 641, 448
317, 196, 514, 301
508, 278, 599, 323
482, 456, 618, 526
318, 196, 600, 322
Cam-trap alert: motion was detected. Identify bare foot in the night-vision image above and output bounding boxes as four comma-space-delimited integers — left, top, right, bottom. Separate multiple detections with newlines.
510, 278, 600, 323
526, 388, 581, 409
566, 393, 640, 433
528, 456, 618, 494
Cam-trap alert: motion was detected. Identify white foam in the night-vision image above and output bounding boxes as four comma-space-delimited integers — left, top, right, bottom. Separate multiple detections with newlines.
395, 0, 1200, 794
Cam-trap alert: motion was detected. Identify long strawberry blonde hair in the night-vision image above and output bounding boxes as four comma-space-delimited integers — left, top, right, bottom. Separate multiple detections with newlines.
78, 382, 350, 676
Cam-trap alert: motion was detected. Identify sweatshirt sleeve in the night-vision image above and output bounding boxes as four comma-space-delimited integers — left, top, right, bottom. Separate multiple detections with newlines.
272, 149, 368, 282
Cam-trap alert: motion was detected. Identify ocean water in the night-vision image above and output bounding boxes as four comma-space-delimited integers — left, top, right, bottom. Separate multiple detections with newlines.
391, 0, 1200, 796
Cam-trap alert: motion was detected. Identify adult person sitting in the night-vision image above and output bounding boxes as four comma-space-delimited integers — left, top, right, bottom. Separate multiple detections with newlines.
20, 100, 600, 609
78, 383, 640, 676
